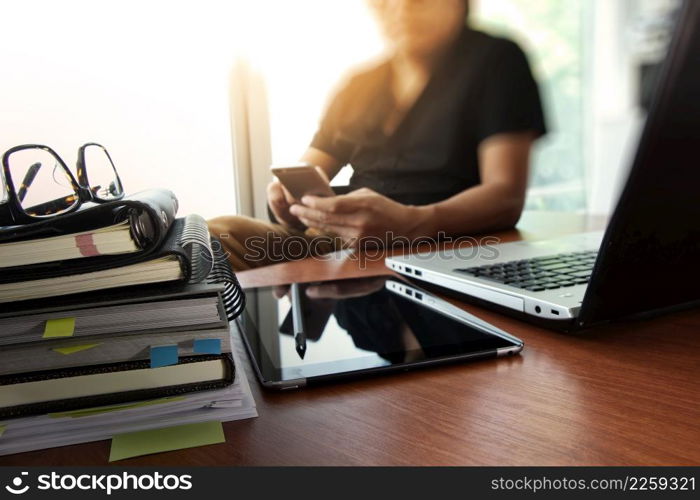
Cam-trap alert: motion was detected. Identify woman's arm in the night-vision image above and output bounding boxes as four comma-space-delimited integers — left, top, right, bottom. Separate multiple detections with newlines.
300, 147, 345, 181
413, 131, 536, 236
291, 131, 537, 243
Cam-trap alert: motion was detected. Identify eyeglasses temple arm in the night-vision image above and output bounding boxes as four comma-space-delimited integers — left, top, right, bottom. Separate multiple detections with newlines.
16, 162, 43, 203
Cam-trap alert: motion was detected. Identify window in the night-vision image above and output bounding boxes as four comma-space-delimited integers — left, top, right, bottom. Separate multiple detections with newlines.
472, 0, 588, 211
238, 1, 383, 189
0, 0, 238, 219
253, 1, 589, 211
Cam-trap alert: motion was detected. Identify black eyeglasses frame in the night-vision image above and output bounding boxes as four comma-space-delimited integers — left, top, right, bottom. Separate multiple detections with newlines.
0, 143, 124, 226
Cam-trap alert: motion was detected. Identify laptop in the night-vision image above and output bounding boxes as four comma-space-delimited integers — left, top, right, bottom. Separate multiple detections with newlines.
386, 0, 700, 329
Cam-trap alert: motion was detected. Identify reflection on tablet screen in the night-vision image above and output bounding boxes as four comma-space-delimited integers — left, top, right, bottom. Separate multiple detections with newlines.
238, 276, 521, 383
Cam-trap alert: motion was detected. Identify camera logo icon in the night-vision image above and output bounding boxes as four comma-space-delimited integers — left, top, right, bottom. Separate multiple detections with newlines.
5, 472, 29, 495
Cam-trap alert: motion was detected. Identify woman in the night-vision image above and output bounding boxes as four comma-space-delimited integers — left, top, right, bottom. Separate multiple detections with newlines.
209, 0, 546, 270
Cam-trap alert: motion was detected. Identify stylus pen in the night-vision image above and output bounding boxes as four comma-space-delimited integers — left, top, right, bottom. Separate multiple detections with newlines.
291, 283, 307, 359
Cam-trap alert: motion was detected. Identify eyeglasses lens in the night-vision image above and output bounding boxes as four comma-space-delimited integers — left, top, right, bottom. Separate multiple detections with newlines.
7, 148, 79, 217
82, 145, 123, 201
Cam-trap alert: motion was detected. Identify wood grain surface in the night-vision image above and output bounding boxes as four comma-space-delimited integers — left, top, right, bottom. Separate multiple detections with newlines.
3, 212, 698, 466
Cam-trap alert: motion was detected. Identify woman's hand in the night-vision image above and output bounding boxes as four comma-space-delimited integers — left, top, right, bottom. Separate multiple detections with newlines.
267, 180, 304, 230
289, 187, 432, 246
268, 166, 333, 230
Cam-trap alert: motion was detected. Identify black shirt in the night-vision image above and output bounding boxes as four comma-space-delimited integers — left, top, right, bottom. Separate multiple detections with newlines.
310, 27, 547, 206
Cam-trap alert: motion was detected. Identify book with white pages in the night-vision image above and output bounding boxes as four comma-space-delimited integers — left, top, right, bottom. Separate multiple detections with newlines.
0, 290, 227, 347
0, 220, 139, 268
0, 326, 234, 377
0, 256, 185, 304
0, 189, 179, 269
0, 216, 213, 304
0, 352, 235, 419
0, 337, 257, 457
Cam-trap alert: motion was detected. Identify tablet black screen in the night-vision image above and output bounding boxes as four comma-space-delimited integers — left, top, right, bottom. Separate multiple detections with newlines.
236, 276, 521, 384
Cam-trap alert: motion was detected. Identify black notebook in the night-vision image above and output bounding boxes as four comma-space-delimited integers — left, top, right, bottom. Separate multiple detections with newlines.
0, 189, 179, 269
0, 215, 214, 304
0, 325, 234, 377
0, 239, 245, 325
0, 353, 235, 419
0, 290, 227, 347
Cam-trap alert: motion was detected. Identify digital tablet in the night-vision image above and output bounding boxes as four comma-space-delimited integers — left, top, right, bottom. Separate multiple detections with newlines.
235, 276, 523, 390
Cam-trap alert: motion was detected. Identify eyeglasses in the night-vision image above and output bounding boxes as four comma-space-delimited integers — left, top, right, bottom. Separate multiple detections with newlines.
0, 143, 124, 226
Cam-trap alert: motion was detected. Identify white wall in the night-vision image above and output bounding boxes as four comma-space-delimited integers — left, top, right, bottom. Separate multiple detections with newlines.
0, 0, 239, 219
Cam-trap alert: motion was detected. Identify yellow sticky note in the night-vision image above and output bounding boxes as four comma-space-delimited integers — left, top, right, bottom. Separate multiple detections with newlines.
0, 425, 6, 438
109, 421, 225, 462
43, 318, 76, 338
52, 343, 100, 355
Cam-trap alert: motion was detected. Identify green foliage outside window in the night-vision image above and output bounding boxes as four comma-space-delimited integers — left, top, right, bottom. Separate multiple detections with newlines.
473, 0, 587, 211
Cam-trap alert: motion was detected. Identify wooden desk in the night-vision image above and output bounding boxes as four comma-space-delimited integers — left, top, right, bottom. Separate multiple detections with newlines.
3, 212, 699, 465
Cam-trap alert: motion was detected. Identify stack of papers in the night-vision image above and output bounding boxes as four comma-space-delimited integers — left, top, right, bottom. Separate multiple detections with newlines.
0, 295, 224, 346
0, 333, 257, 457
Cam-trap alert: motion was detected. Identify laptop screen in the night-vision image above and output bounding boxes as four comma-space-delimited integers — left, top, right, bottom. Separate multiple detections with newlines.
580, 0, 700, 325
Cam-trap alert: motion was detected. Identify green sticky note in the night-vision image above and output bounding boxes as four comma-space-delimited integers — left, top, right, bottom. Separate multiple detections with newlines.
109, 421, 225, 462
43, 317, 76, 338
0, 425, 6, 438
52, 343, 100, 355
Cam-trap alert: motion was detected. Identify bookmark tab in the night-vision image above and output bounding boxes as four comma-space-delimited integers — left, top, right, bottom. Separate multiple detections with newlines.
109, 421, 225, 462
150, 345, 178, 368
193, 338, 222, 355
75, 233, 100, 257
0, 424, 6, 438
43, 318, 76, 338
52, 343, 100, 355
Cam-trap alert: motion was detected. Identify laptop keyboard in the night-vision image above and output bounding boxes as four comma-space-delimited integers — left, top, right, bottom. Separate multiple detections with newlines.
454, 250, 598, 292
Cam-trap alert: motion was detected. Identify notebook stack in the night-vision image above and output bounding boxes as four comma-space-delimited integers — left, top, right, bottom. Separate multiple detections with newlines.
0, 189, 256, 457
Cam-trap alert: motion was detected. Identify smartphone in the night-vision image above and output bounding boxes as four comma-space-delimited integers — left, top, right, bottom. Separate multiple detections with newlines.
271, 164, 335, 201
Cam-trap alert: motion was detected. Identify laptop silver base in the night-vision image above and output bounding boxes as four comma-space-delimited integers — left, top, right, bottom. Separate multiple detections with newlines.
385, 232, 603, 321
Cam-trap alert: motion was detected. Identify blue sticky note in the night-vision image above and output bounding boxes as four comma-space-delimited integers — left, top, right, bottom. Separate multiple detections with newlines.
193, 338, 222, 355
150, 345, 178, 368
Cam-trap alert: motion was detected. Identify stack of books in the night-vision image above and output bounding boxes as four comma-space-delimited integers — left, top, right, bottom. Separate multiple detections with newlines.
0, 190, 256, 457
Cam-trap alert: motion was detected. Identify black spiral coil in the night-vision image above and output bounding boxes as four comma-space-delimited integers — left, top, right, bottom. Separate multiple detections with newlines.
207, 237, 246, 321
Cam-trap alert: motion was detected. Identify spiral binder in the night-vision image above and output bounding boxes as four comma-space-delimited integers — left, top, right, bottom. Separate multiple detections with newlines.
206, 237, 246, 321
181, 214, 215, 284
